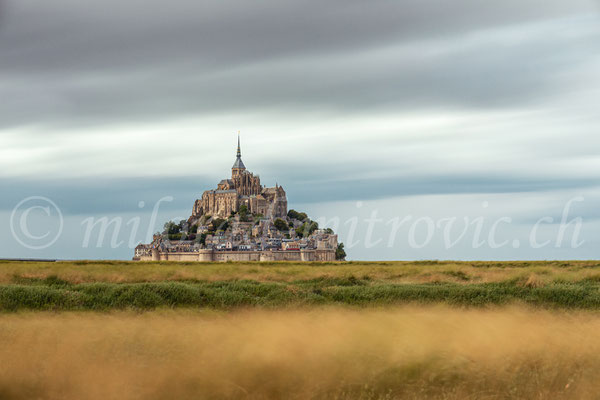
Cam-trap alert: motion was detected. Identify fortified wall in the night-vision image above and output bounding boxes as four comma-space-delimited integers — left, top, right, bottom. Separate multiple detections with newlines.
137, 249, 336, 262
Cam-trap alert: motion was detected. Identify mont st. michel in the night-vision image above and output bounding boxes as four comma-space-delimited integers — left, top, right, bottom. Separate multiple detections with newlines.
134, 135, 345, 262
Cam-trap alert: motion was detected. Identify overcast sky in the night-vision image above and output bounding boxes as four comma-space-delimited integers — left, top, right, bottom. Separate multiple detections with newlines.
1, 0, 599, 260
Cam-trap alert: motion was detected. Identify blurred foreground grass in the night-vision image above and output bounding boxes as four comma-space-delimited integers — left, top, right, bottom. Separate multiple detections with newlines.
1, 306, 600, 399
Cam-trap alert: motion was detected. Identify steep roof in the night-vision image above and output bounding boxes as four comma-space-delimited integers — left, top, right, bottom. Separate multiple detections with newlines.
232, 157, 246, 169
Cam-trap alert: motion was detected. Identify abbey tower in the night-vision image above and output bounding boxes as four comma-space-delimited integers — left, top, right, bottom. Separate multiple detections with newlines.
191, 134, 288, 221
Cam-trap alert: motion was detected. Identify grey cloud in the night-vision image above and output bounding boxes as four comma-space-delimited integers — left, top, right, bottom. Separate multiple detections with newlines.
510, 195, 600, 225
287, 175, 600, 204
0, 0, 598, 129
1, 18, 598, 129
1, 173, 598, 217
1, 0, 595, 74
1, 176, 206, 215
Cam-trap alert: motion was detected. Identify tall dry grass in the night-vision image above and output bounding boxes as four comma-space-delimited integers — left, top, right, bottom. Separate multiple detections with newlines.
2, 259, 600, 285
1, 306, 600, 399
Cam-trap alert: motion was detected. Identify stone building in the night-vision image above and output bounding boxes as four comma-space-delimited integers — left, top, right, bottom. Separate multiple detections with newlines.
192, 136, 288, 220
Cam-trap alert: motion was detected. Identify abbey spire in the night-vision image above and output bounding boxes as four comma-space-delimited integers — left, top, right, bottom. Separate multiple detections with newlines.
232, 131, 246, 174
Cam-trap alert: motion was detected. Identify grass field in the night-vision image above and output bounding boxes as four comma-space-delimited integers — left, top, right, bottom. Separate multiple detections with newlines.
2, 260, 600, 310
3, 259, 600, 285
3, 307, 600, 399
2, 260, 600, 399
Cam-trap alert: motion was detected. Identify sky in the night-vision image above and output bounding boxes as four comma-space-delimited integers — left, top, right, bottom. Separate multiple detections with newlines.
1, 0, 599, 260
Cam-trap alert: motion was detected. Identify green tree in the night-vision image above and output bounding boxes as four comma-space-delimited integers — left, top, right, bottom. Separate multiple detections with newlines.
178, 220, 187, 232
190, 224, 198, 234
239, 205, 250, 222
287, 210, 299, 220
199, 232, 207, 246
211, 218, 229, 232
163, 221, 180, 235
295, 221, 319, 238
335, 243, 346, 261
287, 209, 308, 222
274, 218, 288, 231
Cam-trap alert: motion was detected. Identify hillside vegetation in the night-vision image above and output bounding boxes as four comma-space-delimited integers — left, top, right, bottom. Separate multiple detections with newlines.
1, 260, 600, 311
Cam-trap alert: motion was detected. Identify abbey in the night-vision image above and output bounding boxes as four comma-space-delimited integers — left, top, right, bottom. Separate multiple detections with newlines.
133, 134, 342, 262
191, 136, 288, 220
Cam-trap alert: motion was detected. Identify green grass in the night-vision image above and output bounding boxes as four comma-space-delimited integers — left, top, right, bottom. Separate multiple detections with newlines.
1, 260, 600, 311
2, 274, 600, 311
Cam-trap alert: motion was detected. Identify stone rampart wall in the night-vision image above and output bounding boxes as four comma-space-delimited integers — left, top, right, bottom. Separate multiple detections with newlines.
137, 249, 336, 262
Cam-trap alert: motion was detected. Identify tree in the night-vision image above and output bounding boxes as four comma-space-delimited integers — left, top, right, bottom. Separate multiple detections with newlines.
295, 221, 319, 238
178, 220, 187, 233
211, 218, 229, 232
287, 210, 299, 220
325, 228, 334, 234
239, 205, 250, 222
198, 232, 207, 246
167, 233, 183, 241
274, 218, 288, 231
335, 243, 346, 261
163, 221, 180, 235
287, 209, 308, 222
190, 224, 198, 234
